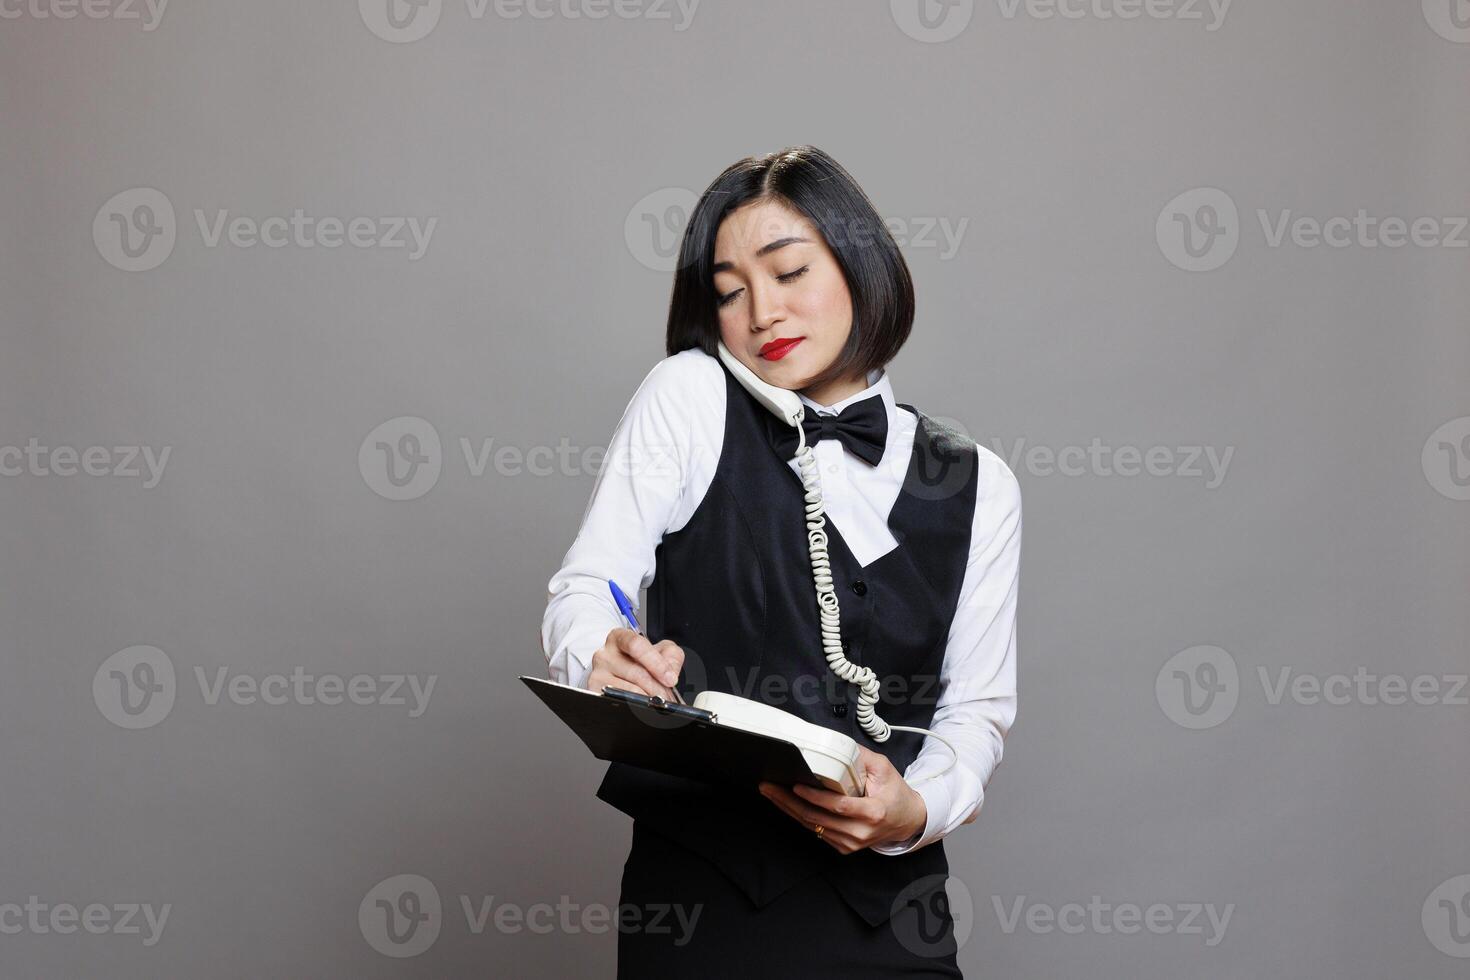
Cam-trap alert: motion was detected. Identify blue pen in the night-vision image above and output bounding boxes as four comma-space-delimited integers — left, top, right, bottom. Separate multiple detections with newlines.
608, 579, 686, 704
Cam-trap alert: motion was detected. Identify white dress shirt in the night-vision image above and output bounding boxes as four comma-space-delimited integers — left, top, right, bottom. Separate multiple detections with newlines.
541, 348, 1021, 856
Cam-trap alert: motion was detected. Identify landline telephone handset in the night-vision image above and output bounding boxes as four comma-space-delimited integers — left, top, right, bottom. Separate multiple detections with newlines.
694, 340, 958, 796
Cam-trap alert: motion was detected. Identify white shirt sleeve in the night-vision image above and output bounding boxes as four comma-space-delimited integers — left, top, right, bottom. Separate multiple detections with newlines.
539, 351, 720, 690
869, 448, 1022, 856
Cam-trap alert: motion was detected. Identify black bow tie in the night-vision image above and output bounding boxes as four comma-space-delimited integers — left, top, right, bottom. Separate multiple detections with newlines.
767, 394, 888, 466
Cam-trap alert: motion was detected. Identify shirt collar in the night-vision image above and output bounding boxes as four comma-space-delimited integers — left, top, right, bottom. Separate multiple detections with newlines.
797, 367, 895, 430
799, 365, 887, 417
799, 367, 899, 470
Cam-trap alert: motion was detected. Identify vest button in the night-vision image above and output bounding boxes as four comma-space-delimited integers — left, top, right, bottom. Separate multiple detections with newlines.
831, 703, 848, 718
851, 580, 867, 596
840, 639, 850, 653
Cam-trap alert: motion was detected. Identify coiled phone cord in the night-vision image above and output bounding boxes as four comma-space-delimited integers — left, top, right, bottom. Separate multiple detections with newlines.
789, 408, 957, 785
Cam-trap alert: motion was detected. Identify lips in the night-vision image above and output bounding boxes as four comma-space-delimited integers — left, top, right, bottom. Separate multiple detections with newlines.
759, 337, 804, 360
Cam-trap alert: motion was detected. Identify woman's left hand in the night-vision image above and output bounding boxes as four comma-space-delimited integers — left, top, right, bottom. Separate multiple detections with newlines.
758, 745, 926, 854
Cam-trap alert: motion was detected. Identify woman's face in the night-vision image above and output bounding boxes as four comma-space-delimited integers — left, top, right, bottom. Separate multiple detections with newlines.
713, 199, 855, 396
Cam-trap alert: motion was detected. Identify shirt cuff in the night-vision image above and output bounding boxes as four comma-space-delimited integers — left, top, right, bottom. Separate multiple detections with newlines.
546, 623, 607, 691
869, 773, 954, 856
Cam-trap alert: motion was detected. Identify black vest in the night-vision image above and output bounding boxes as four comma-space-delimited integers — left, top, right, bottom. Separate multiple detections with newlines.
596, 354, 980, 928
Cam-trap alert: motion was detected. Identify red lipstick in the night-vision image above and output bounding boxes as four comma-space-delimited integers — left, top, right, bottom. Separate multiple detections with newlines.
758, 337, 804, 360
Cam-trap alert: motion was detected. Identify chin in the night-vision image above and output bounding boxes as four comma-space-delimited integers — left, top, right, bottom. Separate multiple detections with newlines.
755, 358, 806, 388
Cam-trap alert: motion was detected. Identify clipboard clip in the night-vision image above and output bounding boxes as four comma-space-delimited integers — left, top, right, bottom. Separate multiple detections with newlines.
601, 685, 716, 723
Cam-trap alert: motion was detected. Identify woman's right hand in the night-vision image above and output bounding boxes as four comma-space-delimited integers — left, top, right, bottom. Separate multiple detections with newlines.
585, 627, 684, 700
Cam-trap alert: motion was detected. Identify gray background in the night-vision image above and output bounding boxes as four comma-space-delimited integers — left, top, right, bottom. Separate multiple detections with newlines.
2, 0, 1467, 976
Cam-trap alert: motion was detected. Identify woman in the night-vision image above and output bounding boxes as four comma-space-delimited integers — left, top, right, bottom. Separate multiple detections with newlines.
540, 145, 1021, 977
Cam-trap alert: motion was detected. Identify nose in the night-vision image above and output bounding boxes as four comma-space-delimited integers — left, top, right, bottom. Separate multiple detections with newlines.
746, 279, 785, 333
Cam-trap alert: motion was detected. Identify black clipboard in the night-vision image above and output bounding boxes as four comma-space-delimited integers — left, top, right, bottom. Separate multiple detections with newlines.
520, 675, 826, 792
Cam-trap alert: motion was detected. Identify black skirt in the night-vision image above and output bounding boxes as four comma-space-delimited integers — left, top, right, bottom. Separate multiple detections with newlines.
615, 820, 964, 978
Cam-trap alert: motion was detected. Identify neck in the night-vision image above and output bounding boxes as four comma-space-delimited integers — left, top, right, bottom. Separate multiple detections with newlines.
799, 373, 868, 408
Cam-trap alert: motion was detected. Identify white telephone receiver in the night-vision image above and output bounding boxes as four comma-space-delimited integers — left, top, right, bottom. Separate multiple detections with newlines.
695, 341, 957, 796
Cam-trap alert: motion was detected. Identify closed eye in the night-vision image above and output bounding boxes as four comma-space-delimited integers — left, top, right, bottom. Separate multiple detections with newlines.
717, 266, 810, 308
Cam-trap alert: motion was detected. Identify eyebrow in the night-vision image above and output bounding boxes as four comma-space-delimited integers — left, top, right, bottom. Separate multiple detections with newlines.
711, 236, 811, 274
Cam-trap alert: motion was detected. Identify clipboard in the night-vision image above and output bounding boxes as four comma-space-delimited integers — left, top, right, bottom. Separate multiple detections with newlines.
520, 675, 829, 793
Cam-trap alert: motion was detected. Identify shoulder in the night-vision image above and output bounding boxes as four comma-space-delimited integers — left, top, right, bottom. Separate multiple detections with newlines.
620, 347, 726, 433
913, 412, 1020, 514
643, 346, 725, 393
971, 440, 1021, 516
910, 412, 1021, 542
966, 439, 1021, 557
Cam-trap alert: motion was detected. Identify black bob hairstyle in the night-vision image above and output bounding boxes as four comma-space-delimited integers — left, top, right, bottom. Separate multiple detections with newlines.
664, 145, 915, 396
